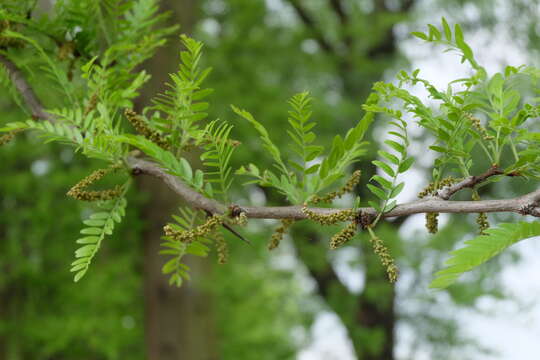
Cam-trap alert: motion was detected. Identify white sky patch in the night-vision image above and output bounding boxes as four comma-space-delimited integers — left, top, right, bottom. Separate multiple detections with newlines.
30, 159, 50, 176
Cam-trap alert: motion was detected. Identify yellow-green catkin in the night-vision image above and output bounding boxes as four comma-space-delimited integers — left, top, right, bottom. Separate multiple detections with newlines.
0, 20, 23, 48
231, 212, 248, 226
67, 164, 122, 201
419, 177, 458, 234
215, 231, 228, 264
330, 222, 357, 249
302, 206, 356, 225
425, 213, 439, 234
124, 109, 169, 149
472, 191, 489, 234
369, 235, 398, 283
464, 113, 494, 141
0, 130, 20, 146
418, 176, 459, 199
164, 215, 224, 243
312, 170, 361, 204
83, 92, 98, 116
268, 219, 294, 250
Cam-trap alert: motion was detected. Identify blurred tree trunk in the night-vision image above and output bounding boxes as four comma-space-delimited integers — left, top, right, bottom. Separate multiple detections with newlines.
138, 2, 218, 360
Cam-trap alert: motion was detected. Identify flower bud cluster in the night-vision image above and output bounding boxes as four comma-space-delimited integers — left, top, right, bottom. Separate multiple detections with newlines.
464, 113, 494, 141
472, 192, 489, 234
312, 170, 361, 204
67, 164, 122, 201
163, 215, 224, 243
330, 222, 357, 249
84, 93, 98, 116
425, 212, 439, 234
268, 219, 294, 250
231, 212, 248, 226
369, 235, 398, 283
215, 231, 228, 264
0, 20, 24, 48
0, 130, 20, 146
418, 176, 459, 198
302, 207, 356, 225
124, 109, 169, 149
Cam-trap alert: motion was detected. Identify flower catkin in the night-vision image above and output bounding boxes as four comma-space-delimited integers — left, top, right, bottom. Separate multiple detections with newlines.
464, 113, 494, 141
312, 170, 361, 204
419, 177, 459, 234
472, 192, 489, 234
231, 212, 248, 226
124, 109, 169, 149
425, 213, 439, 234
369, 235, 398, 283
269, 219, 294, 250
302, 206, 356, 225
164, 215, 224, 243
215, 231, 229, 264
330, 222, 357, 249
418, 176, 459, 199
67, 164, 123, 201
0, 130, 19, 146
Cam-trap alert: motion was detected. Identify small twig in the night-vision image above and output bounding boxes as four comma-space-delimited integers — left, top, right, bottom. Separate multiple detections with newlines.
0, 54, 51, 120
436, 165, 504, 200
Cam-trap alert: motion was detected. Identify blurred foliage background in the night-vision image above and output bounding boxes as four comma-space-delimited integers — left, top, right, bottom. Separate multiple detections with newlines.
1, 0, 539, 359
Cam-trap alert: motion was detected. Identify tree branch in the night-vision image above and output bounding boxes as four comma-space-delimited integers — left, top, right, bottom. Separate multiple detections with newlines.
436, 165, 505, 200
129, 157, 540, 221
0, 54, 52, 121
6, 51, 540, 223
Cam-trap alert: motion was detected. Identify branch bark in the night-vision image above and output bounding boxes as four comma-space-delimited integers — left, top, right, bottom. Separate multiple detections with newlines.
128, 157, 540, 220
436, 165, 504, 200
5, 52, 540, 223
0, 54, 52, 121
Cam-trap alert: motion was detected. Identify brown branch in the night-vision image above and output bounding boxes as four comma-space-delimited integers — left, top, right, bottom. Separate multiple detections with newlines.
7, 48, 540, 224
436, 165, 504, 200
0, 54, 52, 121
129, 157, 540, 221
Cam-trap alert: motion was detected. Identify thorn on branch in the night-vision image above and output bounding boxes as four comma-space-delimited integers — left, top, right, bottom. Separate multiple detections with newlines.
518, 203, 540, 217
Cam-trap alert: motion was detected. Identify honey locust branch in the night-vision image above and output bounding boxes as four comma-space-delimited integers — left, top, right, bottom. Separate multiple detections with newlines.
4, 54, 540, 222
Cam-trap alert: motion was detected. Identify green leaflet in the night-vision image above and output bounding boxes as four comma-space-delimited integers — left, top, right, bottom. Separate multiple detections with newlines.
286, 91, 323, 179
430, 221, 540, 289
151, 34, 213, 148
232, 105, 289, 176
71, 196, 128, 282
364, 100, 414, 216
201, 120, 236, 200
0, 119, 85, 145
